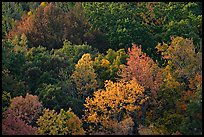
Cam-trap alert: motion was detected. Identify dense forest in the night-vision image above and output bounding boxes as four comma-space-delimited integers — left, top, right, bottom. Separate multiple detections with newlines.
2, 2, 202, 135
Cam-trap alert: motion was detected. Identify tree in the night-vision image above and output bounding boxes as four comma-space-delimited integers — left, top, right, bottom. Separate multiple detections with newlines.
82, 2, 154, 52
36, 108, 85, 135
120, 44, 162, 102
2, 40, 28, 97
93, 48, 128, 88
156, 36, 202, 81
53, 40, 97, 76
37, 83, 66, 112
82, 2, 202, 60
2, 2, 40, 37
52, 2, 75, 12
71, 53, 98, 98
151, 37, 202, 134
83, 80, 148, 134
5, 93, 43, 126
2, 111, 37, 135
7, 2, 106, 50
179, 84, 202, 135
2, 93, 42, 135
2, 91, 11, 112
22, 46, 66, 93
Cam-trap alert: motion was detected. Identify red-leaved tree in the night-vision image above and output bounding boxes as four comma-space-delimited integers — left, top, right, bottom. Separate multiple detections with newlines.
120, 44, 162, 101
2, 109, 37, 135
6, 3, 107, 50
4, 93, 43, 125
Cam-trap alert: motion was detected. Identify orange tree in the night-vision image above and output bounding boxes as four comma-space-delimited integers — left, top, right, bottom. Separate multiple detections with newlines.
6, 3, 106, 50
119, 43, 162, 126
120, 44, 162, 100
83, 80, 148, 134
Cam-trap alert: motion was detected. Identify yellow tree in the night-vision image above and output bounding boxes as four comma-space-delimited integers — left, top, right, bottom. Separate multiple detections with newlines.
83, 80, 148, 134
71, 53, 98, 98
37, 108, 85, 135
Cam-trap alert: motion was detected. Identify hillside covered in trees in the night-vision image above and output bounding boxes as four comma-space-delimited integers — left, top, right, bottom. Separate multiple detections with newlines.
2, 2, 202, 135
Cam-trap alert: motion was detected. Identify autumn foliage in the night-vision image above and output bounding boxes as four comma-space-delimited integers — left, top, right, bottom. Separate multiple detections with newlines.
36, 108, 85, 135
120, 44, 162, 101
84, 80, 148, 134
2, 112, 37, 135
72, 53, 98, 98
2, 2, 202, 135
4, 93, 43, 125
2, 93, 42, 135
6, 3, 106, 50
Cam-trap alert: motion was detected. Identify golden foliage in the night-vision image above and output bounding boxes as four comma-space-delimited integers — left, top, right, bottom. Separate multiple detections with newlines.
40, 2, 48, 8
71, 53, 98, 97
100, 58, 110, 68
84, 80, 148, 133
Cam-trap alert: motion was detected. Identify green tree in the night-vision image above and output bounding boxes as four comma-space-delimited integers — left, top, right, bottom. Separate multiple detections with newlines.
53, 2, 75, 12
2, 40, 28, 97
93, 48, 128, 88
82, 2, 154, 52
37, 83, 66, 112
22, 46, 66, 93
2, 91, 11, 112
82, 2, 202, 61
53, 40, 97, 76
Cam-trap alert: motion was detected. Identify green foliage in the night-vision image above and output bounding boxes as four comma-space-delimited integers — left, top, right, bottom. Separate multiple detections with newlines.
179, 85, 202, 135
2, 69, 28, 97
2, 40, 28, 97
2, 91, 11, 112
162, 2, 202, 49
2, 2, 40, 38
2, 40, 26, 76
93, 48, 128, 88
23, 46, 66, 93
83, 2, 202, 60
37, 83, 65, 112
53, 40, 97, 75
37, 108, 85, 135
82, 2, 154, 52
53, 2, 75, 12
